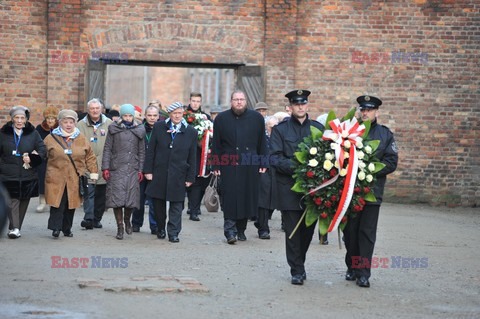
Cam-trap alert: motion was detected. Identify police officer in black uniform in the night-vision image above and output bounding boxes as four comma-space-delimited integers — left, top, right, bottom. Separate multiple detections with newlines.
270, 90, 324, 285
344, 95, 398, 288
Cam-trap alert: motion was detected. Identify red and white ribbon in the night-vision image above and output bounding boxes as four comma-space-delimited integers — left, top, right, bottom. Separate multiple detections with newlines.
198, 129, 213, 177
322, 117, 365, 232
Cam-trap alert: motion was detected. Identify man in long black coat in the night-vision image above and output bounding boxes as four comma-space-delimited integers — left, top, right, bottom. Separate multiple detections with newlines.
212, 90, 268, 244
144, 102, 197, 243
270, 90, 324, 285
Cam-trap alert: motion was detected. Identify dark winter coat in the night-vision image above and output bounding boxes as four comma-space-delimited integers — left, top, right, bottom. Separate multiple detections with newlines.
258, 132, 277, 210
270, 115, 324, 211
144, 120, 197, 202
211, 108, 268, 219
102, 120, 146, 209
365, 120, 398, 205
0, 121, 46, 199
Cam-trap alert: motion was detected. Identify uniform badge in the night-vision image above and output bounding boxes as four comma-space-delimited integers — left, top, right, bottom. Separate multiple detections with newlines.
100, 129, 106, 136
365, 95, 370, 101
391, 141, 398, 153
297, 90, 303, 95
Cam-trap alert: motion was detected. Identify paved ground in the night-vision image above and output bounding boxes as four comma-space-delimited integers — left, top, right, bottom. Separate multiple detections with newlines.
1, 200, 479, 319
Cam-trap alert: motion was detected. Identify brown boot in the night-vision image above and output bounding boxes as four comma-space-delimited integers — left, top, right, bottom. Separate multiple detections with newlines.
114, 208, 124, 240
124, 208, 133, 235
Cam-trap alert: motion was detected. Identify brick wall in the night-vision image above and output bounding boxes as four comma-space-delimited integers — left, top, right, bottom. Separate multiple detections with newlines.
0, 0, 478, 206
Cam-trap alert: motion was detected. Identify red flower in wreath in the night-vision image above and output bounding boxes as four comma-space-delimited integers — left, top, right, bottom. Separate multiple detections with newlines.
314, 197, 322, 205
306, 171, 315, 178
187, 117, 194, 123
320, 212, 328, 219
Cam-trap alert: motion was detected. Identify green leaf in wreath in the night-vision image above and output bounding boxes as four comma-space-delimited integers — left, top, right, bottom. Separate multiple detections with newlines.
294, 151, 308, 164
364, 191, 377, 202
324, 110, 337, 130
366, 139, 380, 153
361, 120, 371, 139
318, 217, 330, 235
371, 161, 386, 174
310, 126, 323, 140
291, 180, 305, 193
342, 107, 357, 121
305, 207, 319, 227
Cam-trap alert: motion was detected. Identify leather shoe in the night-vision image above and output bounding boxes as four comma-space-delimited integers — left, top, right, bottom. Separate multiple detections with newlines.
150, 228, 157, 235
237, 232, 247, 241
157, 229, 166, 239
169, 236, 179, 243
189, 214, 200, 221
345, 269, 356, 281
52, 230, 60, 238
63, 231, 73, 237
291, 274, 304, 285
302, 272, 307, 280
93, 220, 102, 228
227, 236, 237, 245
259, 232, 270, 240
356, 276, 370, 288
132, 225, 140, 232
80, 220, 93, 230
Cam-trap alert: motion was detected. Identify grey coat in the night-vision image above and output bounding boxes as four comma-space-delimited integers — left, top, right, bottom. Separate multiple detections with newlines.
102, 121, 146, 209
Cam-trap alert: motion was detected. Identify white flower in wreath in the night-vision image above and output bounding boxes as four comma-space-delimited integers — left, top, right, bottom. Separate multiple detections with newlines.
356, 141, 364, 149
341, 130, 349, 138
334, 160, 340, 168
309, 147, 318, 155
357, 151, 365, 160
308, 159, 319, 168
344, 152, 349, 159
340, 168, 347, 177
325, 153, 334, 161
364, 145, 373, 154
368, 163, 376, 172
344, 140, 351, 149
366, 174, 373, 183
358, 161, 366, 169
330, 143, 336, 150
322, 159, 333, 170
358, 171, 366, 181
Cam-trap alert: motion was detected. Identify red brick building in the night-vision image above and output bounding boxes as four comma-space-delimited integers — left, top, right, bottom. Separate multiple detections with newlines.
0, 0, 478, 206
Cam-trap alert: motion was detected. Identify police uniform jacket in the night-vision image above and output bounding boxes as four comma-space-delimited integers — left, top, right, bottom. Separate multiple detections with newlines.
366, 120, 398, 205
270, 115, 323, 211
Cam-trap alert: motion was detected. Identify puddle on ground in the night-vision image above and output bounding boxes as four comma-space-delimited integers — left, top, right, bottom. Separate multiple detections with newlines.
0, 304, 86, 319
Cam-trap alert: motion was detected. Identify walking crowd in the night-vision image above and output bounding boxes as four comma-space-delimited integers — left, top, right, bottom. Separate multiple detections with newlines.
0, 89, 397, 288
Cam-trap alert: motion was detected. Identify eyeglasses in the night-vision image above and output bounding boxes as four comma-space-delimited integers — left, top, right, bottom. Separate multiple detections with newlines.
232, 98, 246, 102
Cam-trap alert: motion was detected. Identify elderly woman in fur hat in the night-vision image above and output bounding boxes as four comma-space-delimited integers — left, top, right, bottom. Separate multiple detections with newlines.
35, 106, 59, 213
0, 106, 46, 239
43, 109, 98, 238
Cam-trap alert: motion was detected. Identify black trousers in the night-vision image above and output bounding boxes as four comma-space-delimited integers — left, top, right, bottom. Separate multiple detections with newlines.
82, 184, 106, 222
153, 199, 184, 238
254, 207, 273, 234
48, 188, 75, 233
223, 218, 248, 238
186, 176, 210, 215
282, 210, 317, 276
344, 205, 380, 279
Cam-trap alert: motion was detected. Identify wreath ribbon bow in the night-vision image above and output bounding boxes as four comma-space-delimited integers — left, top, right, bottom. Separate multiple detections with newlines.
322, 118, 365, 232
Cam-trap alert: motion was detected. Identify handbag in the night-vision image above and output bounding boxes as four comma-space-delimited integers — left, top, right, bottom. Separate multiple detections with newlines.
52, 135, 89, 198
203, 175, 220, 212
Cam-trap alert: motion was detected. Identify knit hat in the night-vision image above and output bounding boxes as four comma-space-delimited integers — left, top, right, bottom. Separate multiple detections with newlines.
254, 102, 268, 110
58, 109, 79, 122
120, 104, 135, 116
10, 105, 29, 119
167, 102, 184, 113
43, 106, 59, 119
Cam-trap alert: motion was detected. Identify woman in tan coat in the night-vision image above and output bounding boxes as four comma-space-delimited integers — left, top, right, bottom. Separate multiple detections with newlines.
44, 109, 98, 238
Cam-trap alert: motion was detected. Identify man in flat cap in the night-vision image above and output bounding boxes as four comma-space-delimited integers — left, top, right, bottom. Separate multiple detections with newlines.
270, 89, 324, 285
212, 89, 268, 244
343, 95, 398, 288
144, 102, 197, 243
254, 102, 269, 118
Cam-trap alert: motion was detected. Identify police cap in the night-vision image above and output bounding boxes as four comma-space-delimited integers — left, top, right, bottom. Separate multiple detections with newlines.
285, 90, 311, 105
357, 95, 382, 110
